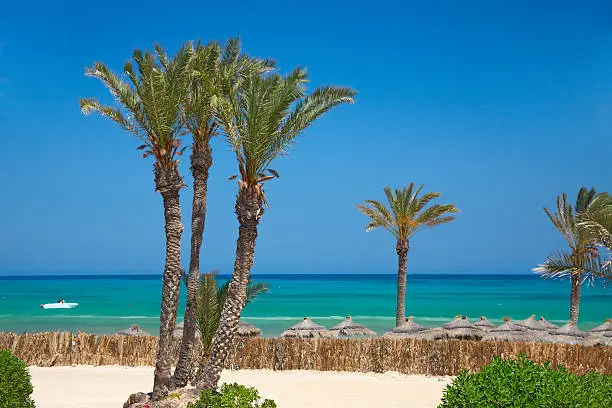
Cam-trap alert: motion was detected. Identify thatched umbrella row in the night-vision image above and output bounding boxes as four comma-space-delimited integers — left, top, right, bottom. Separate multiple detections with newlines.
116, 316, 612, 344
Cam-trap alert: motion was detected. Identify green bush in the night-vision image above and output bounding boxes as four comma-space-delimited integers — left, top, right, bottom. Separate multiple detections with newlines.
187, 383, 276, 408
439, 354, 612, 408
0, 350, 35, 408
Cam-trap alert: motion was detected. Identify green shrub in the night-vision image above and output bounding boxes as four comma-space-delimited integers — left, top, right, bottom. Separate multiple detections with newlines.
187, 383, 276, 408
439, 354, 612, 408
0, 350, 35, 408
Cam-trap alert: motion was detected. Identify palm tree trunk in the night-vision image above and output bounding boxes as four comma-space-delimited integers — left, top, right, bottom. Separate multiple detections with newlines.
152, 165, 185, 401
569, 273, 582, 325
194, 187, 263, 389
170, 142, 212, 390
395, 239, 409, 327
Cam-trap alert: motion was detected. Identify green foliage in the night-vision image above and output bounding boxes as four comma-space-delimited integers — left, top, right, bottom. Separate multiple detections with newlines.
357, 183, 459, 242
80, 43, 192, 168
439, 355, 612, 408
0, 350, 35, 408
535, 188, 606, 282
215, 64, 355, 193
187, 383, 276, 408
195, 271, 269, 354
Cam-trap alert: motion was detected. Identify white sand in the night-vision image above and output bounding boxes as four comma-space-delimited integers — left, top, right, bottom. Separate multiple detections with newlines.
30, 366, 452, 408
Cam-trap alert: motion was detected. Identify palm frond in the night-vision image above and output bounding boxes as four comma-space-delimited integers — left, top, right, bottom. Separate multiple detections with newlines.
215, 65, 355, 193
533, 249, 605, 283
245, 281, 270, 305
81, 44, 191, 168
358, 184, 458, 242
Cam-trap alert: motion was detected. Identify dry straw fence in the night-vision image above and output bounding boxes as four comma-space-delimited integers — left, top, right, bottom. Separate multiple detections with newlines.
1, 332, 611, 376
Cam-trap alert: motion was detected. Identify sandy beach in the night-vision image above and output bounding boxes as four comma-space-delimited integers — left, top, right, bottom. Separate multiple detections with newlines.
30, 366, 452, 408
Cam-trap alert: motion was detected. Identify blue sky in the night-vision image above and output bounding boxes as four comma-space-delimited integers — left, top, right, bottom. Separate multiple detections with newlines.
0, 1, 611, 275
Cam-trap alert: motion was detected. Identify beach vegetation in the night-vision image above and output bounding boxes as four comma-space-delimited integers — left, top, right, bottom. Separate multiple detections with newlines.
195, 271, 269, 354
357, 184, 458, 326
579, 192, 612, 280
534, 188, 607, 324
79, 44, 192, 399
187, 383, 276, 408
172, 38, 273, 390
0, 350, 35, 408
439, 354, 612, 408
193, 65, 355, 389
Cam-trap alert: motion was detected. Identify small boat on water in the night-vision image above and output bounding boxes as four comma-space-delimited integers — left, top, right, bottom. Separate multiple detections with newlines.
41, 302, 78, 309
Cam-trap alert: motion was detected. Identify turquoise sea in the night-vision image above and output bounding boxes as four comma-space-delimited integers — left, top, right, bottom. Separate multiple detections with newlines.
0, 274, 609, 336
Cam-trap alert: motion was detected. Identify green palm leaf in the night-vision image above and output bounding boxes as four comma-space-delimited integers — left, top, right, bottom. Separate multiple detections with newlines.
358, 183, 459, 241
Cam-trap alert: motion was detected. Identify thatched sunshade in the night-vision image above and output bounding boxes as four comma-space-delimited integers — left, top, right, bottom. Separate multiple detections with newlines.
384, 316, 438, 339
473, 316, 496, 330
588, 319, 612, 334
438, 316, 484, 340
329, 316, 376, 337
549, 322, 587, 345
237, 321, 262, 337
482, 318, 539, 342
281, 317, 330, 338
116, 324, 150, 337
537, 316, 558, 330
516, 315, 547, 332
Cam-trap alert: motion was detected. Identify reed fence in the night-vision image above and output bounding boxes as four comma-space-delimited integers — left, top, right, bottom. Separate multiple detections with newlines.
1, 332, 610, 376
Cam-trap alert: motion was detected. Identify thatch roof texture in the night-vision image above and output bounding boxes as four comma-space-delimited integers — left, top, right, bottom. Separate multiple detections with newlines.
329, 316, 376, 337
481, 318, 542, 342
281, 317, 330, 338
392, 317, 427, 334
116, 324, 150, 337
237, 321, 262, 337
537, 317, 559, 330
516, 315, 547, 331
473, 316, 496, 330
438, 316, 484, 340
589, 319, 612, 334
548, 322, 588, 345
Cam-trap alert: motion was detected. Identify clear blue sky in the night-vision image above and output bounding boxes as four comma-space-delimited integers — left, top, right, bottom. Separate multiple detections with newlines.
0, 1, 611, 275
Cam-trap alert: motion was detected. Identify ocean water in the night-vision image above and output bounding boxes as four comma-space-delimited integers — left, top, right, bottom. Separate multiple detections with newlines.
0, 274, 609, 336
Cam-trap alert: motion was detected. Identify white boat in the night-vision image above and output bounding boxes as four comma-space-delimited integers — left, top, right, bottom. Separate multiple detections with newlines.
41, 303, 78, 309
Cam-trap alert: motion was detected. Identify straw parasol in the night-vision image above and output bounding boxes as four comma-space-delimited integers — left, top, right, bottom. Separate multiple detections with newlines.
329, 316, 376, 337
588, 319, 612, 334
516, 315, 548, 332
473, 316, 496, 330
438, 315, 484, 340
384, 316, 438, 339
537, 316, 559, 330
548, 322, 587, 345
482, 317, 539, 342
116, 324, 150, 337
237, 321, 262, 337
281, 317, 330, 338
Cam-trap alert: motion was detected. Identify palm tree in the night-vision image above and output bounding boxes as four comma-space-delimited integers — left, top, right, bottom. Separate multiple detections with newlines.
534, 188, 603, 324
357, 184, 459, 327
194, 68, 355, 389
79, 44, 191, 400
195, 271, 269, 354
171, 38, 273, 389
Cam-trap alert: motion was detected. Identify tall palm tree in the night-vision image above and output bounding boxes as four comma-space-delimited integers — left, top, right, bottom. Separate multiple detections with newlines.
171, 38, 273, 389
79, 45, 191, 400
194, 68, 355, 389
357, 184, 458, 327
534, 188, 603, 324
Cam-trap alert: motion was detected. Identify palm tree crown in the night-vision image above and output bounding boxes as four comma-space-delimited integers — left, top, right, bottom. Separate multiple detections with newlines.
535, 188, 604, 281
534, 187, 612, 279
216, 67, 356, 200
357, 183, 459, 242
79, 44, 191, 171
